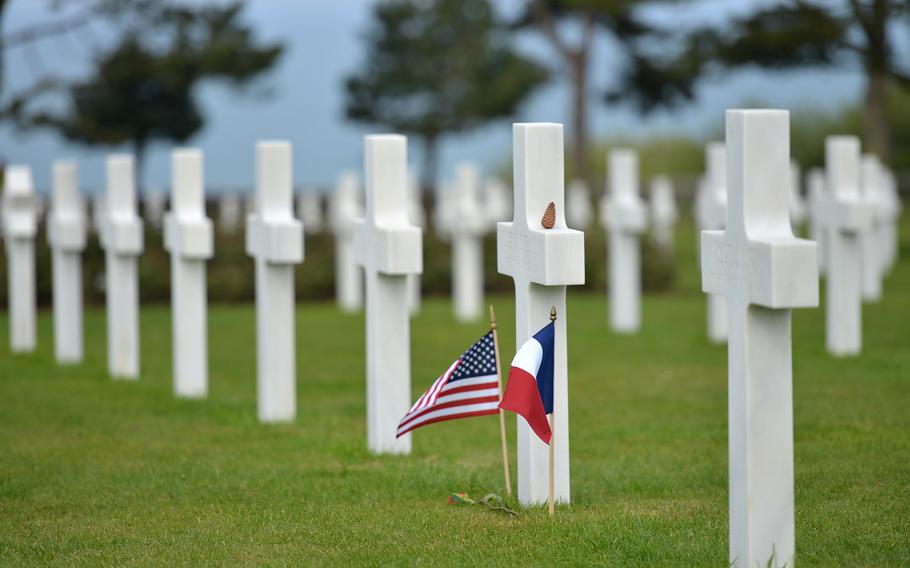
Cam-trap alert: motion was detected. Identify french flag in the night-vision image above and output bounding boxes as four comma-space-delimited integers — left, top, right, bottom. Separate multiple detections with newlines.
499, 321, 555, 445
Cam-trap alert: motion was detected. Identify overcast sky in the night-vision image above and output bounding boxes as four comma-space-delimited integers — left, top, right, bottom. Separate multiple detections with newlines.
0, 0, 873, 194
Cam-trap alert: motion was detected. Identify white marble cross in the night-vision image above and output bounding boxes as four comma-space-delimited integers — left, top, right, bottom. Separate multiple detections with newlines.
355, 134, 423, 454
297, 190, 324, 234
823, 137, 872, 356
860, 154, 885, 302
602, 149, 646, 333
702, 142, 729, 343
788, 160, 807, 231
701, 110, 818, 568
806, 167, 827, 273
497, 123, 584, 505
246, 141, 304, 422
450, 163, 486, 322
164, 149, 214, 398
649, 175, 677, 251
566, 179, 592, 229
48, 161, 87, 363
101, 155, 144, 378
330, 171, 364, 312
2, 165, 38, 353
218, 193, 242, 234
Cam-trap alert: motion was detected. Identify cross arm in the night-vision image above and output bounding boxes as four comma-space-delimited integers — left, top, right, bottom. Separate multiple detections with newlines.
354, 220, 422, 276
164, 214, 214, 260
824, 198, 874, 233
497, 222, 585, 286
702, 229, 818, 309
48, 213, 87, 252
101, 216, 144, 255
245, 215, 304, 264
601, 197, 647, 233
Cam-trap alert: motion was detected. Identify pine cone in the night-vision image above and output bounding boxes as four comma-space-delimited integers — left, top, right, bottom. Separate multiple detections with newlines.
541, 202, 556, 229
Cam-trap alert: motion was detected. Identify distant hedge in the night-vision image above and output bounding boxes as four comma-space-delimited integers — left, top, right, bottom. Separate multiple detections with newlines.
0, 198, 679, 307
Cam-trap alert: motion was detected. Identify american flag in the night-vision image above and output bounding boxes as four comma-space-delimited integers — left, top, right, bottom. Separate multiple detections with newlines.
397, 331, 501, 438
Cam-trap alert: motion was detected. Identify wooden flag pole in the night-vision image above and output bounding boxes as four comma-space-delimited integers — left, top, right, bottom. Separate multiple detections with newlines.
489, 305, 512, 497
548, 305, 557, 518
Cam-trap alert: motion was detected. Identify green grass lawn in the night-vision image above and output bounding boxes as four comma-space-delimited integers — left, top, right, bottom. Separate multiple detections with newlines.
1, 219, 908, 566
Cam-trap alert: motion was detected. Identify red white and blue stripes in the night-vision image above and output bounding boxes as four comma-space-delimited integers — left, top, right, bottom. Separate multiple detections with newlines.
397, 332, 501, 437
499, 321, 555, 445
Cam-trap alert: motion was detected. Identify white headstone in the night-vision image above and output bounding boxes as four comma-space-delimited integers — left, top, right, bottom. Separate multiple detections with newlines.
701, 110, 818, 568
566, 179, 592, 229
164, 149, 214, 398
245, 141, 304, 422
143, 188, 167, 229
497, 122, 584, 505
485, 177, 512, 224
297, 190, 324, 234
450, 163, 485, 322
789, 160, 807, 231
355, 134, 422, 454
702, 143, 729, 343
330, 171, 364, 312
602, 149, 646, 333
649, 175, 677, 250
2, 165, 38, 353
806, 167, 827, 273
407, 169, 424, 314
860, 154, 885, 302
218, 193, 242, 234
101, 155, 144, 379
48, 161, 87, 363
823, 137, 872, 356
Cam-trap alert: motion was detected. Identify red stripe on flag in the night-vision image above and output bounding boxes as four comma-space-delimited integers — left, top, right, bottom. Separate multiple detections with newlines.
437, 381, 499, 397
397, 408, 500, 437
398, 393, 500, 430
499, 366, 551, 445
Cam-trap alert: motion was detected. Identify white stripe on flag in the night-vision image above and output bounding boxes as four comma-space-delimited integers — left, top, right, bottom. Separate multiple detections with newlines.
434, 386, 500, 405
511, 336, 543, 377
397, 400, 501, 434
410, 360, 459, 413
439, 374, 498, 393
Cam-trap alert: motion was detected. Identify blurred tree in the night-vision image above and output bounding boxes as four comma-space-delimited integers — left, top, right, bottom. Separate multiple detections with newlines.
345, 0, 548, 187
512, 0, 701, 189
8, 1, 282, 183
685, 0, 910, 160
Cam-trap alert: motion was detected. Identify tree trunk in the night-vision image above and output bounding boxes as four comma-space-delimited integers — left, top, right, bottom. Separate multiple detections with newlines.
857, 0, 891, 161
0, 0, 9, 96
569, 52, 590, 189
132, 137, 146, 197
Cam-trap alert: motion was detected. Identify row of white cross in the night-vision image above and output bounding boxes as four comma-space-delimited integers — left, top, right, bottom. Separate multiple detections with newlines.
696, 136, 902, 355
0, 111, 901, 567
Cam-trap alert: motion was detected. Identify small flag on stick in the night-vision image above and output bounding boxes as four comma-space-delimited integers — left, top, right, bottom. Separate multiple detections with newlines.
499, 318, 555, 445
499, 306, 558, 517
397, 332, 501, 438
